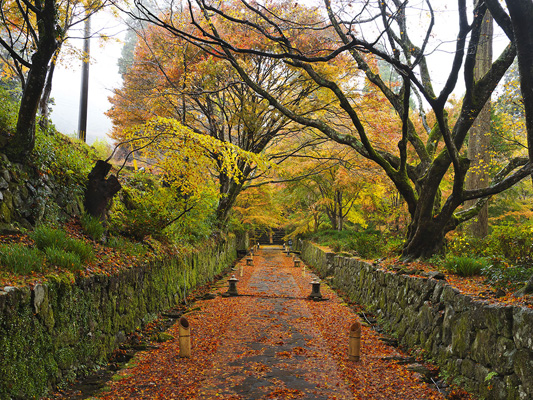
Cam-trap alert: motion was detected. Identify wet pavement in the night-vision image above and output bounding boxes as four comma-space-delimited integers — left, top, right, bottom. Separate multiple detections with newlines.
92, 245, 445, 400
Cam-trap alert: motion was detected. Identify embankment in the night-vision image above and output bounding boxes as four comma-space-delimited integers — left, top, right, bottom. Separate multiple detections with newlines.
299, 241, 533, 400
0, 235, 239, 399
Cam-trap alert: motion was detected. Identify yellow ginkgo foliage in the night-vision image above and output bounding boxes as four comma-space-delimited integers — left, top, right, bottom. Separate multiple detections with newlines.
124, 117, 271, 200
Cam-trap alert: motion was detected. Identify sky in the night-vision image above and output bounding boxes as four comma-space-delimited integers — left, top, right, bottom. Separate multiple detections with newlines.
50, 12, 125, 145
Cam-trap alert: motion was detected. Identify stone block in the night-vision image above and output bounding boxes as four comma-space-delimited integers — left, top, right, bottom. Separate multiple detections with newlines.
513, 348, 533, 395
513, 306, 533, 350
450, 312, 475, 358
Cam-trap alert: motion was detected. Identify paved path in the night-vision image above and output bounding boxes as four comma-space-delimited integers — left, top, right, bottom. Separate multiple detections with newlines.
95, 247, 445, 400
196, 250, 352, 399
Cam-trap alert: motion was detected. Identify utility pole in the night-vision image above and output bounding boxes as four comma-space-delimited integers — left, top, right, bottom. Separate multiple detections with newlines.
78, 14, 91, 142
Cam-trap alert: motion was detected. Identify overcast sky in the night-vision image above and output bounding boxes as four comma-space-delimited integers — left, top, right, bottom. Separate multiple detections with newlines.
50, 11, 125, 145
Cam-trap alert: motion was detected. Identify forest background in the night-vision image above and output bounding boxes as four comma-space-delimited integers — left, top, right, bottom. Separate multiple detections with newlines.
1, 0, 533, 299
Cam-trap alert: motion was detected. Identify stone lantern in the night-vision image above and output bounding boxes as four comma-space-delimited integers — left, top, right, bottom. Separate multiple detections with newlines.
227, 275, 239, 296
309, 278, 322, 300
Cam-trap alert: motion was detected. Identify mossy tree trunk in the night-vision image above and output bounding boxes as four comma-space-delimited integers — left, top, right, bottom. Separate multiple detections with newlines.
466, 4, 492, 239
1, 0, 59, 162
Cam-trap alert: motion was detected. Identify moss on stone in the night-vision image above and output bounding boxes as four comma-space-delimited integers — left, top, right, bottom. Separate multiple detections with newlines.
0, 236, 238, 399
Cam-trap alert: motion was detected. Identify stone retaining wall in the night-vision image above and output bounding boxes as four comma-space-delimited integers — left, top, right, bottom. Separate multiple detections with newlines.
299, 241, 533, 400
0, 236, 238, 399
0, 153, 84, 230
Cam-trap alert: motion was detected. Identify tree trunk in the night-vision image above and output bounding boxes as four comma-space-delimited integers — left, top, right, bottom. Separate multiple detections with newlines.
215, 173, 244, 228
39, 61, 56, 131
503, 0, 533, 296
4, 0, 59, 162
402, 218, 451, 260
85, 160, 122, 220
466, 4, 492, 238
336, 190, 343, 231
7, 54, 51, 161
504, 0, 533, 173
325, 205, 336, 230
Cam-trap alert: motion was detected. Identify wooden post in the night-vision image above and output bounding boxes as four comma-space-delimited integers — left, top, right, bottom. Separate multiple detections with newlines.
349, 321, 361, 361
179, 317, 191, 358
240, 264, 244, 277
302, 266, 306, 276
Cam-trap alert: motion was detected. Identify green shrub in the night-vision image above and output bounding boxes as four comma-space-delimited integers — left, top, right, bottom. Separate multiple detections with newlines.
81, 213, 105, 242
482, 261, 533, 291
486, 224, 533, 264
0, 86, 19, 134
350, 232, 385, 259
305, 228, 385, 259
447, 233, 486, 258
44, 247, 82, 271
444, 256, 487, 277
0, 244, 45, 274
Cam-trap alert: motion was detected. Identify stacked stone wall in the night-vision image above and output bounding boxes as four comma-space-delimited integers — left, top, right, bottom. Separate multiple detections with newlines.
0, 236, 238, 398
299, 241, 533, 400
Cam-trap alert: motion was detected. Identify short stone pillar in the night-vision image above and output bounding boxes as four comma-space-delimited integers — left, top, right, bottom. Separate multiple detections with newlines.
349, 321, 361, 361
294, 259, 301, 267
178, 317, 191, 358
227, 275, 239, 296
309, 278, 322, 300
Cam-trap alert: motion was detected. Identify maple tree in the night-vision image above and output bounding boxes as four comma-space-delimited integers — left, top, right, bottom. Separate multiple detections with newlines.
108, 9, 338, 227
128, 0, 533, 260
112, 116, 272, 231
275, 139, 381, 234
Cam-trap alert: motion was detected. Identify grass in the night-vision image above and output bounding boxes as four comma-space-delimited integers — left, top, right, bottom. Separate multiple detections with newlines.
0, 244, 45, 274
30, 225, 94, 263
45, 247, 82, 271
30, 225, 69, 250
107, 236, 147, 257
81, 213, 105, 242
444, 256, 487, 277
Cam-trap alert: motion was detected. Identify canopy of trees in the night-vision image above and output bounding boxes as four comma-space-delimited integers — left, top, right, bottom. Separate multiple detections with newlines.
125, 0, 533, 260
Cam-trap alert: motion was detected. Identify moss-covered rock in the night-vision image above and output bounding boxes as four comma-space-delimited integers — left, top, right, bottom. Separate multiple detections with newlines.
0, 235, 238, 399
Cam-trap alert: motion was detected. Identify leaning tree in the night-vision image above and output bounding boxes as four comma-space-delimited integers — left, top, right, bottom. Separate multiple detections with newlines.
0, 0, 111, 161
129, 0, 533, 259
